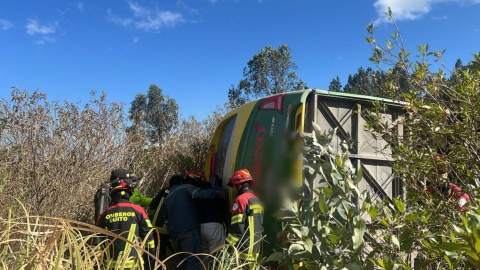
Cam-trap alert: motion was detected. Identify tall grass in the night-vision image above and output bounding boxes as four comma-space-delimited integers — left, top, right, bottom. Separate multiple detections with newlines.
0, 198, 163, 269
0, 199, 265, 269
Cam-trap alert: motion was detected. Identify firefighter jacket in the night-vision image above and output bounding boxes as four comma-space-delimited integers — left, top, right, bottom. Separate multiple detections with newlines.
161, 184, 222, 240
226, 189, 264, 262
96, 196, 155, 269
130, 188, 152, 207
148, 187, 170, 234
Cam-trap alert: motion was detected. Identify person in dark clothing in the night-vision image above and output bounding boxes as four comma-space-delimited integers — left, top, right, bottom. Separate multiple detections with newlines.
148, 175, 182, 260
96, 178, 156, 270
197, 176, 229, 254
226, 169, 264, 267
162, 173, 226, 270
94, 168, 131, 222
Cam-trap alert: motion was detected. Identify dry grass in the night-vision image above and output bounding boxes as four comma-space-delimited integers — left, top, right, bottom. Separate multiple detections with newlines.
0, 198, 264, 269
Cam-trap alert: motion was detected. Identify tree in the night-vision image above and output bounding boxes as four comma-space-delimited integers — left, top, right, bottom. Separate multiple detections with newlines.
342, 67, 389, 98
128, 84, 179, 144
228, 44, 307, 108
328, 75, 343, 92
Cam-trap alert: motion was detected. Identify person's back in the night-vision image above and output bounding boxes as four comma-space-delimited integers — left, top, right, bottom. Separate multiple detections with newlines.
197, 182, 228, 254
163, 183, 219, 239
161, 173, 225, 270
96, 170, 156, 269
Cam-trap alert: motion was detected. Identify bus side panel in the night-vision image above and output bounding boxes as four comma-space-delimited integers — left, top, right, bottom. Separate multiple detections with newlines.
233, 92, 308, 256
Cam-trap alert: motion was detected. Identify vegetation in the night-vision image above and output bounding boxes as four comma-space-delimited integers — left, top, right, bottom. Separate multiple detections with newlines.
0, 87, 223, 223
129, 84, 179, 145
270, 9, 480, 270
268, 125, 369, 269
228, 44, 307, 108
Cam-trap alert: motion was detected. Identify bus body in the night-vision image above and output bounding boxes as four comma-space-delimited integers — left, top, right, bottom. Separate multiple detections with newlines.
205, 89, 404, 257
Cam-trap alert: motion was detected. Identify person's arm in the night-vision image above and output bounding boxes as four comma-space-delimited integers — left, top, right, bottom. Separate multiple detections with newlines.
130, 189, 153, 207
185, 184, 224, 200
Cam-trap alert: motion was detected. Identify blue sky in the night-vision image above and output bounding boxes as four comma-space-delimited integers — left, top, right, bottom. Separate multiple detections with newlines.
1, 0, 479, 119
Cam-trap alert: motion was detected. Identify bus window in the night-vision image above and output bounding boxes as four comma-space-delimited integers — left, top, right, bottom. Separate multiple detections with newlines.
215, 115, 237, 186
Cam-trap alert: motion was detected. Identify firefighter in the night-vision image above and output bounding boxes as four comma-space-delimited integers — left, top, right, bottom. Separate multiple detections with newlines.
426, 155, 470, 211
226, 169, 264, 266
148, 175, 180, 260
129, 173, 153, 207
96, 177, 156, 269
94, 168, 130, 222
161, 172, 226, 270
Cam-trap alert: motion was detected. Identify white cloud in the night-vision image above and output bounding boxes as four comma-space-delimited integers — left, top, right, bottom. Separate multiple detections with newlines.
432, 15, 447, 20
108, 2, 184, 32
373, 0, 480, 24
133, 37, 139, 43
107, 9, 134, 27
26, 19, 57, 35
177, 1, 199, 14
34, 36, 56, 45
77, 2, 84, 11
0, 19, 14, 30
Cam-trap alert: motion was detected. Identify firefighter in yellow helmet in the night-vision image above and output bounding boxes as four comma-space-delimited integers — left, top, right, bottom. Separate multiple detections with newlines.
226, 169, 264, 266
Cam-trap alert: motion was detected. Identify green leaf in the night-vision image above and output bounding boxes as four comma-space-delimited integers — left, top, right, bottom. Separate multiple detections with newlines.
289, 250, 311, 260
272, 209, 297, 221
355, 167, 363, 183
335, 155, 342, 167
393, 198, 404, 213
291, 228, 302, 239
289, 243, 305, 251
312, 245, 322, 261
336, 204, 347, 220
368, 205, 378, 219
391, 235, 400, 249
318, 194, 328, 214
353, 221, 366, 250
344, 263, 362, 270
312, 122, 322, 134
265, 252, 284, 262
331, 171, 343, 181
438, 242, 470, 252
328, 234, 340, 244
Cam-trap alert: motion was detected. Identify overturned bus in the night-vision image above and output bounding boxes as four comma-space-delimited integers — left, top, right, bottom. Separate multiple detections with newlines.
204, 89, 404, 258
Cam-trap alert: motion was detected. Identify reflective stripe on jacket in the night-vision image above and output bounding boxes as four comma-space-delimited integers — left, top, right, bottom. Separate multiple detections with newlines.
226, 189, 264, 261
96, 198, 155, 269
148, 187, 170, 234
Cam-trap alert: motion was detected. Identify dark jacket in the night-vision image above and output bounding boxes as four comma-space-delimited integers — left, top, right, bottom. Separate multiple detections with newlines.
161, 184, 221, 240
96, 197, 155, 269
148, 186, 171, 234
226, 189, 264, 262
197, 187, 229, 225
